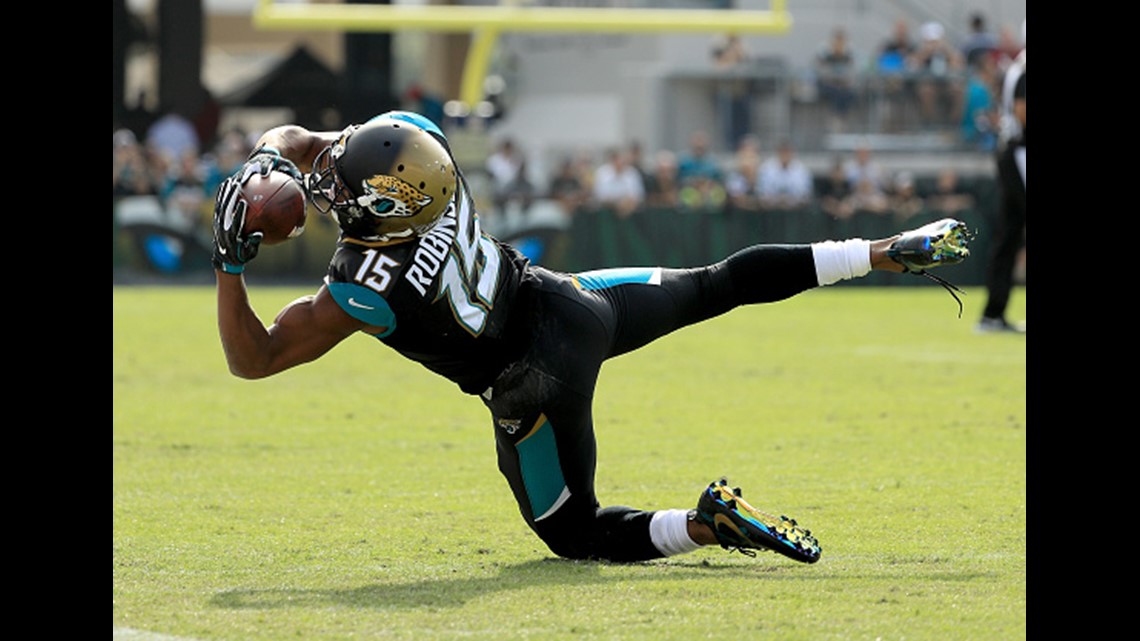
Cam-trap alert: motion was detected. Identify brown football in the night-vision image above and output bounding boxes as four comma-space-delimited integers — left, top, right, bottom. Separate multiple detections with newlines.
239, 171, 308, 245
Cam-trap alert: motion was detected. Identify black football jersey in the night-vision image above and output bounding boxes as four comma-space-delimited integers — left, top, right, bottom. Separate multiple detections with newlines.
325, 177, 535, 394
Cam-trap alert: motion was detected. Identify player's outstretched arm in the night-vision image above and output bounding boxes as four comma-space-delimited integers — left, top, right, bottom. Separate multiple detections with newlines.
216, 279, 371, 379
210, 144, 379, 379
253, 125, 342, 173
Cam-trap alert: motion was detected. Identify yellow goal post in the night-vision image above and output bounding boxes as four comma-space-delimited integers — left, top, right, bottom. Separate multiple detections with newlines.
253, 0, 793, 107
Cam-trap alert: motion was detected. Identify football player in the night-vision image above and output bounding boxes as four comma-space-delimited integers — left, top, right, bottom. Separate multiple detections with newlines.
212, 111, 972, 564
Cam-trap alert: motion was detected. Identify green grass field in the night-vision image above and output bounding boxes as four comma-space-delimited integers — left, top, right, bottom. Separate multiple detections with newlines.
113, 284, 1026, 641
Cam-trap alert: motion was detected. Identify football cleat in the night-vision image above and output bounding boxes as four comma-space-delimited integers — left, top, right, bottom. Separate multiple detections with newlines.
887, 218, 975, 317
691, 478, 821, 564
884, 217, 975, 270
887, 218, 974, 272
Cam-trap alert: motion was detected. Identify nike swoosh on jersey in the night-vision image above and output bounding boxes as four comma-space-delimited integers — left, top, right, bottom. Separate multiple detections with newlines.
347, 297, 375, 310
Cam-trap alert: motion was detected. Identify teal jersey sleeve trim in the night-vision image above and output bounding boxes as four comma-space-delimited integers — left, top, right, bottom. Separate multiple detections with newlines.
572, 267, 663, 291
326, 281, 396, 337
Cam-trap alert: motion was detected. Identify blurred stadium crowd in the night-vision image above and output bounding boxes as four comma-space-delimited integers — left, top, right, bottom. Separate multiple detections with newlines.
113, 10, 1022, 278
112, 112, 987, 259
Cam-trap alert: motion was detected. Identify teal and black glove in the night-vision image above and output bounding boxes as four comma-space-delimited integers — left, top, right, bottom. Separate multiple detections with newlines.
211, 173, 263, 274
211, 146, 304, 274
245, 145, 305, 183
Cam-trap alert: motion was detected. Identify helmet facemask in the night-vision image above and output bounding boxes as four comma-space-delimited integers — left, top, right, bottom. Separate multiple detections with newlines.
307, 126, 365, 233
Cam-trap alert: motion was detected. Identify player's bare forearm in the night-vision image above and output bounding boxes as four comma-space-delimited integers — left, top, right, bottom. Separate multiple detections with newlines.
215, 271, 279, 378
870, 237, 906, 272
254, 126, 341, 173
216, 275, 366, 379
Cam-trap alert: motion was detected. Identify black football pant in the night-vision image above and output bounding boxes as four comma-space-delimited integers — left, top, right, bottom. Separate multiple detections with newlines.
481, 244, 819, 561
982, 138, 1027, 321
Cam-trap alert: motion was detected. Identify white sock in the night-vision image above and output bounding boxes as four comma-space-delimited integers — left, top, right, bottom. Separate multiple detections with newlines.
649, 509, 702, 557
812, 239, 872, 286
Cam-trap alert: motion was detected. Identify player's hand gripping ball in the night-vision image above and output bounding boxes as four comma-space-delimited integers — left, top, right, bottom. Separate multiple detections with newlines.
239, 169, 308, 245
211, 152, 308, 274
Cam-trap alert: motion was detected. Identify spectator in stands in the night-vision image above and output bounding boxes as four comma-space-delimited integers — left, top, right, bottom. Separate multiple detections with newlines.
887, 171, 924, 221
817, 155, 855, 220
843, 143, 890, 214
674, 131, 726, 211
162, 149, 211, 232
960, 12, 999, 68
202, 128, 252, 197
592, 146, 645, 218
627, 139, 651, 188
643, 150, 682, 209
814, 27, 859, 133
547, 155, 589, 216
732, 133, 762, 165
848, 178, 891, 215
711, 33, 749, 67
571, 151, 597, 202
113, 130, 162, 198
874, 18, 918, 132
911, 21, 965, 130
113, 129, 139, 196
757, 139, 813, 210
678, 175, 727, 212
676, 130, 724, 186
923, 168, 975, 215
710, 34, 753, 148
486, 136, 523, 209
500, 155, 539, 214
959, 54, 1000, 151
725, 134, 761, 209
113, 127, 136, 152
843, 143, 885, 193
723, 138, 762, 212
146, 110, 200, 166
876, 18, 916, 75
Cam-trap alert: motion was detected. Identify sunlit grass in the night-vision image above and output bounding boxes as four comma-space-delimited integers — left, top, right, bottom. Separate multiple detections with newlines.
114, 284, 1026, 641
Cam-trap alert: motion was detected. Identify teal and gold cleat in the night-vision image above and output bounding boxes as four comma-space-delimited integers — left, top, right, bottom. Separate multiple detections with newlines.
691, 478, 822, 564
887, 218, 976, 316
887, 217, 974, 272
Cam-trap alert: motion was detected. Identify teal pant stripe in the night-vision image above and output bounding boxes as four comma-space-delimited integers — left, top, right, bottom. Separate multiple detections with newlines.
574, 267, 661, 291
516, 418, 567, 520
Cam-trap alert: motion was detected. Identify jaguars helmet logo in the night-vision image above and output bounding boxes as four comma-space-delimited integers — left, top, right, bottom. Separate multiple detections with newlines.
357, 175, 433, 219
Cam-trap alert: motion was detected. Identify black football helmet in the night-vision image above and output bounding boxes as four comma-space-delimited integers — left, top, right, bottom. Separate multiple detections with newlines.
307, 117, 457, 242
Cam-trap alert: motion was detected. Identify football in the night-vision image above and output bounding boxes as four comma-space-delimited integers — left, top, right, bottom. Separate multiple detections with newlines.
239, 171, 308, 245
